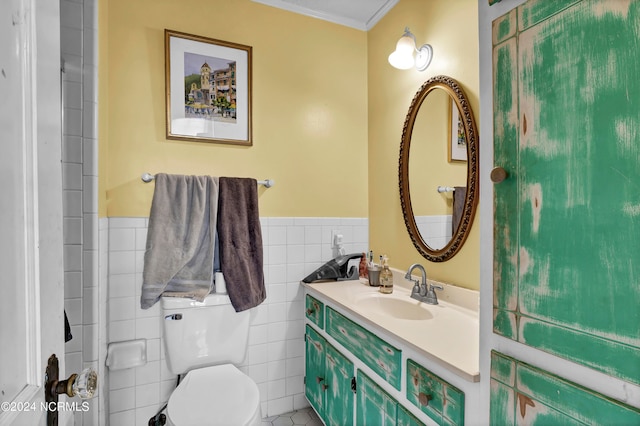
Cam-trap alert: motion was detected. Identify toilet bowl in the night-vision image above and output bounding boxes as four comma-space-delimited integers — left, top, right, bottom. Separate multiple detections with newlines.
166, 364, 261, 426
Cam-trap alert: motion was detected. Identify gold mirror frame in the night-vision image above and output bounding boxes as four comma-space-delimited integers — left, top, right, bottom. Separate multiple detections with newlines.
399, 75, 479, 262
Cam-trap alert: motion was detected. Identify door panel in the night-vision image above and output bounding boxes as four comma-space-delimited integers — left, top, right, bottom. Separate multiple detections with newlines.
0, 0, 64, 424
305, 325, 325, 416
324, 344, 353, 426
493, 0, 640, 386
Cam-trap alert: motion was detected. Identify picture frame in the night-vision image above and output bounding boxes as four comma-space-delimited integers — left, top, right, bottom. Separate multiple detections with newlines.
448, 98, 467, 162
165, 29, 252, 146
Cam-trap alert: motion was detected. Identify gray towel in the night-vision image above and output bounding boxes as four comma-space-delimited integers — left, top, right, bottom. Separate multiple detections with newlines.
218, 177, 266, 312
452, 186, 466, 236
140, 173, 219, 309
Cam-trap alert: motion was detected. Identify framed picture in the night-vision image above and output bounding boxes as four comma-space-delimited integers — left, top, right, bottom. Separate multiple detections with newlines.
448, 98, 467, 162
165, 29, 252, 145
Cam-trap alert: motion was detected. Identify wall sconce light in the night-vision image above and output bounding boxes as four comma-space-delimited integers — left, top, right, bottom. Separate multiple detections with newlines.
388, 27, 433, 71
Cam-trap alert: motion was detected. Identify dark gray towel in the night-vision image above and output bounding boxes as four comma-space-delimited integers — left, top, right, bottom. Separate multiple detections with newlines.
141, 174, 219, 309
452, 186, 466, 236
218, 177, 266, 312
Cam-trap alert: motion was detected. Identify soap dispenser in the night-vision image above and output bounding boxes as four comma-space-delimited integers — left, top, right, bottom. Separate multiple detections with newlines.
379, 256, 393, 294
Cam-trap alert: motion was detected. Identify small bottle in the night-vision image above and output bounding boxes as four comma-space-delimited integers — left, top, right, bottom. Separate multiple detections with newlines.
358, 252, 369, 284
379, 256, 393, 294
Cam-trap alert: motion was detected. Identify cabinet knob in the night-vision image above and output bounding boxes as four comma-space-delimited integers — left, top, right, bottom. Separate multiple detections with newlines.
316, 376, 324, 383
418, 392, 433, 407
322, 384, 329, 391
490, 167, 508, 184
306, 308, 315, 315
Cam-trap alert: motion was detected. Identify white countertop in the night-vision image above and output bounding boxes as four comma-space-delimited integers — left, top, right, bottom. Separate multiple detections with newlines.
302, 279, 480, 382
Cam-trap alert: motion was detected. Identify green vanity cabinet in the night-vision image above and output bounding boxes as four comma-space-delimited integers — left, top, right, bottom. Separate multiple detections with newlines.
406, 360, 465, 426
305, 294, 324, 329
304, 324, 354, 426
492, 0, 640, 385
357, 370, 425, 426
326, 307, 402, 390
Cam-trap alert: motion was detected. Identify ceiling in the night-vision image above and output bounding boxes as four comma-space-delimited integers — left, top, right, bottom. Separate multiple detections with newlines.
250, 0, 399, 31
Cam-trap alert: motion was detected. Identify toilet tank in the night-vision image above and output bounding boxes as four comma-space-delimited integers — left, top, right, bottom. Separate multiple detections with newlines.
161, 294, 251, 375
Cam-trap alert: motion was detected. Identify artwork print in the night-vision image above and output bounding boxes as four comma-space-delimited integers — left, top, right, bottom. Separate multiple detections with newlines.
165, 30, 252, 145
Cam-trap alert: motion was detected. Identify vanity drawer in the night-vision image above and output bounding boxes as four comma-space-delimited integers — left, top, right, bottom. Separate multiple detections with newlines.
407, 359, 465, 425
305, 294, 324, 329
326, 307, 402, 390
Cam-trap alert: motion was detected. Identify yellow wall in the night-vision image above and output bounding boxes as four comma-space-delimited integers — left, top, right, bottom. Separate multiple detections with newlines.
368, 0, 480, 290
99, 0, 480, 290
99, 0, 369, 218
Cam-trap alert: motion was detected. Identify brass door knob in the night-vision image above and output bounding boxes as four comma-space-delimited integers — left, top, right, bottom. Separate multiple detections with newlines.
490, 167, 508, 184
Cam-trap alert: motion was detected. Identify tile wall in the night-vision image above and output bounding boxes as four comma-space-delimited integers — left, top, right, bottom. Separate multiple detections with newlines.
60, 0, 101, 424
105, 216, 368, 425
415, 215, 453, 250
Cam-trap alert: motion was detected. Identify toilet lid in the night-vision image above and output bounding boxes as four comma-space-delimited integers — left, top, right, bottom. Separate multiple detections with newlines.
167, 364, 260, 426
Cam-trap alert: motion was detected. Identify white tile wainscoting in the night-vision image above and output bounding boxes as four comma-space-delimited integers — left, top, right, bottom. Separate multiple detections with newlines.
104, 216, 368, 424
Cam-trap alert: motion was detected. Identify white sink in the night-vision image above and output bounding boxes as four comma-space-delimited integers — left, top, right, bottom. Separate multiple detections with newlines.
355, 293, 434, 320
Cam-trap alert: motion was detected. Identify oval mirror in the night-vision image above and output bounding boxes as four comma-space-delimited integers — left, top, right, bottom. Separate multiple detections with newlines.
399, 75, 478, 262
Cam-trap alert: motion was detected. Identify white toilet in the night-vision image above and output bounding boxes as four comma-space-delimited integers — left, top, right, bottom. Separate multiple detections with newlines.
161, 294, 261, 426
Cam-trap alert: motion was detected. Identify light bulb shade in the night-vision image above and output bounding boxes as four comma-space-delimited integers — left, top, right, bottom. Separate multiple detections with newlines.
388, 50, 414, 70
395, 35, 415, 54
388, 28, 433, 72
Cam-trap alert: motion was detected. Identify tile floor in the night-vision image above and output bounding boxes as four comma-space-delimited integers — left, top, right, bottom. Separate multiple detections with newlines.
261, 407, 322, 426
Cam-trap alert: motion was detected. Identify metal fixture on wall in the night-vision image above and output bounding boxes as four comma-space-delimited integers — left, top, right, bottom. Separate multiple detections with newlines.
388, 27, 433, 71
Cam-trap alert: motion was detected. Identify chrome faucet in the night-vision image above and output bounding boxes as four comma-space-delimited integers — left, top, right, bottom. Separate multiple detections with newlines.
404, 263, 443, 305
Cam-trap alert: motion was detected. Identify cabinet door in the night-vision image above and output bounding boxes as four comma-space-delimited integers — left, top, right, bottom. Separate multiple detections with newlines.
305, 325, 326, 415
356, 371, 397, 426
493, 0, 640, 386
397, 405, 424, 426
324, 344, 354, 426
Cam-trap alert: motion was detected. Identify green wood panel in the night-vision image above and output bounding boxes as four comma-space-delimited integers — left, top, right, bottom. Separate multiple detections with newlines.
305, 294, 324, 329
397, 405, 425, 426
406, 359, 465, 426
492, 35, 519, 343
493, 0, 640, 385
305, 325, 326, 416
326, 307, 402, 390
325, 343, 354, 426
491, 351, 640, 425
356, 370, 397, 426
490, 379, 515, 425
492, 9, 516, 45
518, 0, 581, 31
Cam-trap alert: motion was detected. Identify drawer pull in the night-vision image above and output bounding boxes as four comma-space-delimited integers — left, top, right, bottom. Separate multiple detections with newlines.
418, 392, 433, 407
306, 308, 315, 315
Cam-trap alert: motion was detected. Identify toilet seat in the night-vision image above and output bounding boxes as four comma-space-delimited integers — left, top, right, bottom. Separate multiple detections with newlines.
167, 364, 261, 426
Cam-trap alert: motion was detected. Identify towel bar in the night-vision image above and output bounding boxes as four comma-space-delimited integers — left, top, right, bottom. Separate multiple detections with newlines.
437, 186, 455, 193
141, 173, 274, 188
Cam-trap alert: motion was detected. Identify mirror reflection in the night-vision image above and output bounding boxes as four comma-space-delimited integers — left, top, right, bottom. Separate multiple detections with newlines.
399, 75, 478, 262
408, 89, 468, 250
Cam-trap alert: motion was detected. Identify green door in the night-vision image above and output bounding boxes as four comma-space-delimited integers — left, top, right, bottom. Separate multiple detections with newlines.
324, 344, 354, 426
305, 325, 326, 416
356, 370, 397, 426
493, 0, 640, 386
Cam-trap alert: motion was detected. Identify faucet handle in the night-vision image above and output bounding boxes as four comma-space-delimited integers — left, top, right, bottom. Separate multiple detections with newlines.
430, 283, 443, 291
